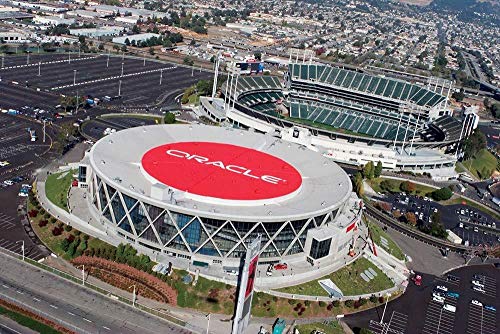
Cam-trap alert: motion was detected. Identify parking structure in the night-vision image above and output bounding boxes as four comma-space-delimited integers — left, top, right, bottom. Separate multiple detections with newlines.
379, 193, 499, 247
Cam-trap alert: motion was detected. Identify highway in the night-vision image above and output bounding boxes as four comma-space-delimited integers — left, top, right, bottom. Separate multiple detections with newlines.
0, 252, 192, 334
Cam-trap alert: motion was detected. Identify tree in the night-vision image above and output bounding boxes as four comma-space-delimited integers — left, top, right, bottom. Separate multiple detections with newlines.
400, 181, 416, 193
183, 56, 194, 66
363, 161, 375, 179
124, 38, 130, 46
405, 212, 417, 226
374, 161, 383, 178
132, 24, 140, 33
452, 88, 465, 102
430, 187, 453, 201
164, 112, 176, 124
463, 129, 487, 160
254, 51, 262, 61
353, 172, 364, 196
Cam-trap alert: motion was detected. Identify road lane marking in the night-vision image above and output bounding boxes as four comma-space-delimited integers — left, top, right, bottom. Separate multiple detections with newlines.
82, 317, 92, 323
33, 297, 41, 302
68, 311, 75, 316
15, 290, 23, 294
103, 326, 111, 331
0, 323, 22, 334
2, 284, 8, 288
50, 304, 58, 309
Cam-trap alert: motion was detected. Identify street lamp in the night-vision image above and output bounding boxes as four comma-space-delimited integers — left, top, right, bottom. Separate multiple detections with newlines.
73, 69, 77, 85
128, 284, 136, 307
76, 265, 85, 285
380, 293, 391, 324
38, 61, 41, 76
206, 313, 210, 334
159, 69, 163, 85
121, 62, 124, 77
16, 240, 24, 261
118, 80, 122, 96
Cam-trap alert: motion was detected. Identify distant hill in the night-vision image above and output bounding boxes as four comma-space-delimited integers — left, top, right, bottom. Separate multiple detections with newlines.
429, 0, 499, 12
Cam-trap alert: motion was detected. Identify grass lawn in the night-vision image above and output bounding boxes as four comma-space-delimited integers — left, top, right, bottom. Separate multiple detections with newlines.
368, 177, 435, 196
367, 220, 405, 261
441, 197, 500, 221
187, 94, 200, 105
45, 169, 76, 211
295, 321, 345, 334
276, 257, 393, 297
100, 113, 162, 123
462, 149, 498, 179
0, 304, 62, 334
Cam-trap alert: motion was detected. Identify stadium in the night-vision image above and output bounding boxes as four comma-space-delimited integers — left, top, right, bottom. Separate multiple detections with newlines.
201, 59, 477, 180
78, 124, 362, 269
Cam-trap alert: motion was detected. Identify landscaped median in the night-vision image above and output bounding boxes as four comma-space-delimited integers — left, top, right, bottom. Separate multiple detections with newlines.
44, 169, 77, 212
366, 220, 406, 261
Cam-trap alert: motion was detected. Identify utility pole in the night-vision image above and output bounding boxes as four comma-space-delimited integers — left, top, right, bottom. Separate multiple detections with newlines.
129, 285, 136, 307
16, 240, 24, 261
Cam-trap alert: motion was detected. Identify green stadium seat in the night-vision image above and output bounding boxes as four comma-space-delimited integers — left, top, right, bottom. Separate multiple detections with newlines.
375, 79, 388, 95
358, 74, 371, 92
334, 70, 347, 86
383, 80, 396, 98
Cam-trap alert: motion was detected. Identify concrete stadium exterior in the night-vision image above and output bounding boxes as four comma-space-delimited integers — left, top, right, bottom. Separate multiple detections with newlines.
200, 61, 476, 180
78, 124, 363, 269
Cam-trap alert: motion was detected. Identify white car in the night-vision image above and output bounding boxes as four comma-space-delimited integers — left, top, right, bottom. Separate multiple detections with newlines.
3, 180, 14, 186
433, 295, 445, 304
436, 285, 448, 292
472, 280, 484, 288
0, 161, 9, 167
443, 304, 456, 313
471, 300, 482, 307
18, 192, 28, 197
21, 184, 32, 189
473, 286, 485, 293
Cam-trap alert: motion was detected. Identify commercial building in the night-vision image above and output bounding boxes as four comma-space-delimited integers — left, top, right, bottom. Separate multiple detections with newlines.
78, 125, 362, 269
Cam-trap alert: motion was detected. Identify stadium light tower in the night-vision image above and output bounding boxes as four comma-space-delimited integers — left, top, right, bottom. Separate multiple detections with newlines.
211, 51, 220, 98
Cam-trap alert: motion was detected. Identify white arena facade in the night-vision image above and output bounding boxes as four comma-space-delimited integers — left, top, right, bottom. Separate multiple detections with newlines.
78, 124, 363, 270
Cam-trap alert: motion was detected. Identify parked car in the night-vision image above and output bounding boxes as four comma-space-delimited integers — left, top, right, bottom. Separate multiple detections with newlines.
274, 263, 288, 270
471, 300, 482, 307
433, 295, 445, 304
436, 285, 448, 292
472, 285, 485, 293
413, 275, 422, 286
484, 305, 496, 312
443, 304, 456, 313
447, 292, 460, 299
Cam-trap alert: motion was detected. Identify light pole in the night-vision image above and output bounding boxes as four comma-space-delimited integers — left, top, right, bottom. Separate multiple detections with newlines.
121, 62, 124, 77
68, 51, 71, 64
206, 313, 210, 334
159, 69, 163, 85
76, 265, 85, 285
38, 61, 41, 76
191, 65, 194, 77
380, 293, 390, 324
73, 69, 77, 85
118, 80, 122, 96
2, 55, 4, 68
106, 53, 110, 68
143, 56, 146, 66
26, 52, 29, 65
129, 285, 136, 307
16, 240, 24, 261
42, 119, 46, 143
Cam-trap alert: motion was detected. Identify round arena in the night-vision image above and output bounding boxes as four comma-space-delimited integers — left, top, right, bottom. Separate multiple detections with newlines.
79, 124, 362, 271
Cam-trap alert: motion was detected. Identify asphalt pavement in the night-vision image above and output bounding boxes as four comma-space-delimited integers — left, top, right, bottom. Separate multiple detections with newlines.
0, 251, 193, 334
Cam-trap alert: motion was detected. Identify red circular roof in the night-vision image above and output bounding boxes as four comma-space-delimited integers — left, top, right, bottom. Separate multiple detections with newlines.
141, 142, 302, 201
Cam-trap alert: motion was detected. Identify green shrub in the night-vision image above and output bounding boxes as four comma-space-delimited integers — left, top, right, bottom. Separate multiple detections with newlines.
430, 187, 453, 201
332, 300, 340, 307
344, 300, 353, 307
64, 225, 72, 232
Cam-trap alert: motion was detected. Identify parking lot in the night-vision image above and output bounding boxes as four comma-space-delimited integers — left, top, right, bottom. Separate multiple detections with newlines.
378, 193, 499, 247
345, 264, 499, 334
0, 53, 212, 112
81, 115, 159, 141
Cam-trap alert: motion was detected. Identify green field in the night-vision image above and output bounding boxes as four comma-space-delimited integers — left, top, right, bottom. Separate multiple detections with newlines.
0, 304, 62, 334
463, 149, 498, 179
295, 321, 346, 334
45, 169, 76, 211
368, 177, 434, 196
277, 257, 393, 297
367, 220, 405, 261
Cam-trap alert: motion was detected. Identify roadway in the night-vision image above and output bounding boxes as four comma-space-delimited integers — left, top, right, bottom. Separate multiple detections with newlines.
0, 252, 193, 334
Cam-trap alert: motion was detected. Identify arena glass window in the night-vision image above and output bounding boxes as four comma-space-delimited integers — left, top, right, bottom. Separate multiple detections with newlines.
309, 237, 332, 260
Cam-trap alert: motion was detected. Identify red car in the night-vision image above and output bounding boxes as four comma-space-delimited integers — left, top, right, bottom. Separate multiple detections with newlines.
413, 275, 422, 286
274, 263, 288, 270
